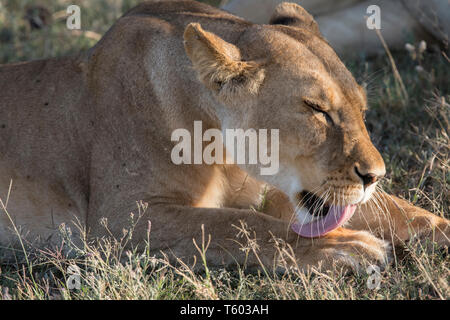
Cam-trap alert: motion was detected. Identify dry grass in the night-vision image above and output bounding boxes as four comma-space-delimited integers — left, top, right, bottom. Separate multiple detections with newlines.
0, 0, 448, 300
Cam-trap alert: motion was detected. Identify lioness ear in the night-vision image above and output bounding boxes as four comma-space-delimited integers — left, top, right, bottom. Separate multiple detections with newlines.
269, 2, 321, 37
183, 23, 265, 97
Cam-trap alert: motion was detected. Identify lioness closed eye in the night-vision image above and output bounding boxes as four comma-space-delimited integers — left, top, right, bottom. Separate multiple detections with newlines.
0, 1, 448, 272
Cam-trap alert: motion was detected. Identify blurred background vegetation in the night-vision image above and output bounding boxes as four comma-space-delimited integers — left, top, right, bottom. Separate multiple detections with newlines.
0, 0, 223, 63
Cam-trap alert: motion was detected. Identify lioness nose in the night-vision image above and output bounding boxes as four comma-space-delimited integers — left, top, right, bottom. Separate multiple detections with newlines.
355, 167, 380, 189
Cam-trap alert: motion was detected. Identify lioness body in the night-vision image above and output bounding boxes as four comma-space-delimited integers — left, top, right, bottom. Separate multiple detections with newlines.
0, 1, 448, 269
0, 56, 89, 245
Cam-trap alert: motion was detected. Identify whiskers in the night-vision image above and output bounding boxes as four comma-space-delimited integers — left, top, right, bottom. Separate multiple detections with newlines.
289, 185, 331, 230
354, 184, 393, 240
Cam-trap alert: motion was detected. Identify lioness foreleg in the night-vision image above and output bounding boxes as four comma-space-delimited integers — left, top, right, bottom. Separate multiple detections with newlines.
349, 192, 450, 248
121, 204, 391, 272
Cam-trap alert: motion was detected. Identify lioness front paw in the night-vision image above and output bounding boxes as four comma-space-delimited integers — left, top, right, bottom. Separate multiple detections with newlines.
317, 229, 393, 272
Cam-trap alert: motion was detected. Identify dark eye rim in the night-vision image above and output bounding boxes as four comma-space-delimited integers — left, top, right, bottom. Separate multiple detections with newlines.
362, 110, 367, 121
303, 100, 334, 124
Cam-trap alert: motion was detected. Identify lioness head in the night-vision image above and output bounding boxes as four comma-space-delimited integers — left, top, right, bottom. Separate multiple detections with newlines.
184, 3, 385, 237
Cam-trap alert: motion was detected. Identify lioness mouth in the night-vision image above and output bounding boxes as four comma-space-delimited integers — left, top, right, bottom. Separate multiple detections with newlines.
292, 191, 357, 238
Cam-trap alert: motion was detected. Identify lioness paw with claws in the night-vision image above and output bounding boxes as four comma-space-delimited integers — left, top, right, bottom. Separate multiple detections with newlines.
319, 230, 393, 272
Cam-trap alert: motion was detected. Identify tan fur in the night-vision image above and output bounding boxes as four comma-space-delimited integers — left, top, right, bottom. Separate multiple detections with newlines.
0, 1, 448, 271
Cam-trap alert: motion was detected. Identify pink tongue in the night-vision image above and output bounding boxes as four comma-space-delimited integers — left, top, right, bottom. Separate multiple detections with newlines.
291, 205, 357, 238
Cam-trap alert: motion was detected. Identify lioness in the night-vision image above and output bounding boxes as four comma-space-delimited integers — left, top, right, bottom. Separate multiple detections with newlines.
223, 0, 450, 57
0, 1, 448, 271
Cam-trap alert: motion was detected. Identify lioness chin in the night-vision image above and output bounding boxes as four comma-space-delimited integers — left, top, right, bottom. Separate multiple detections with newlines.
0, 1, 448, 272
